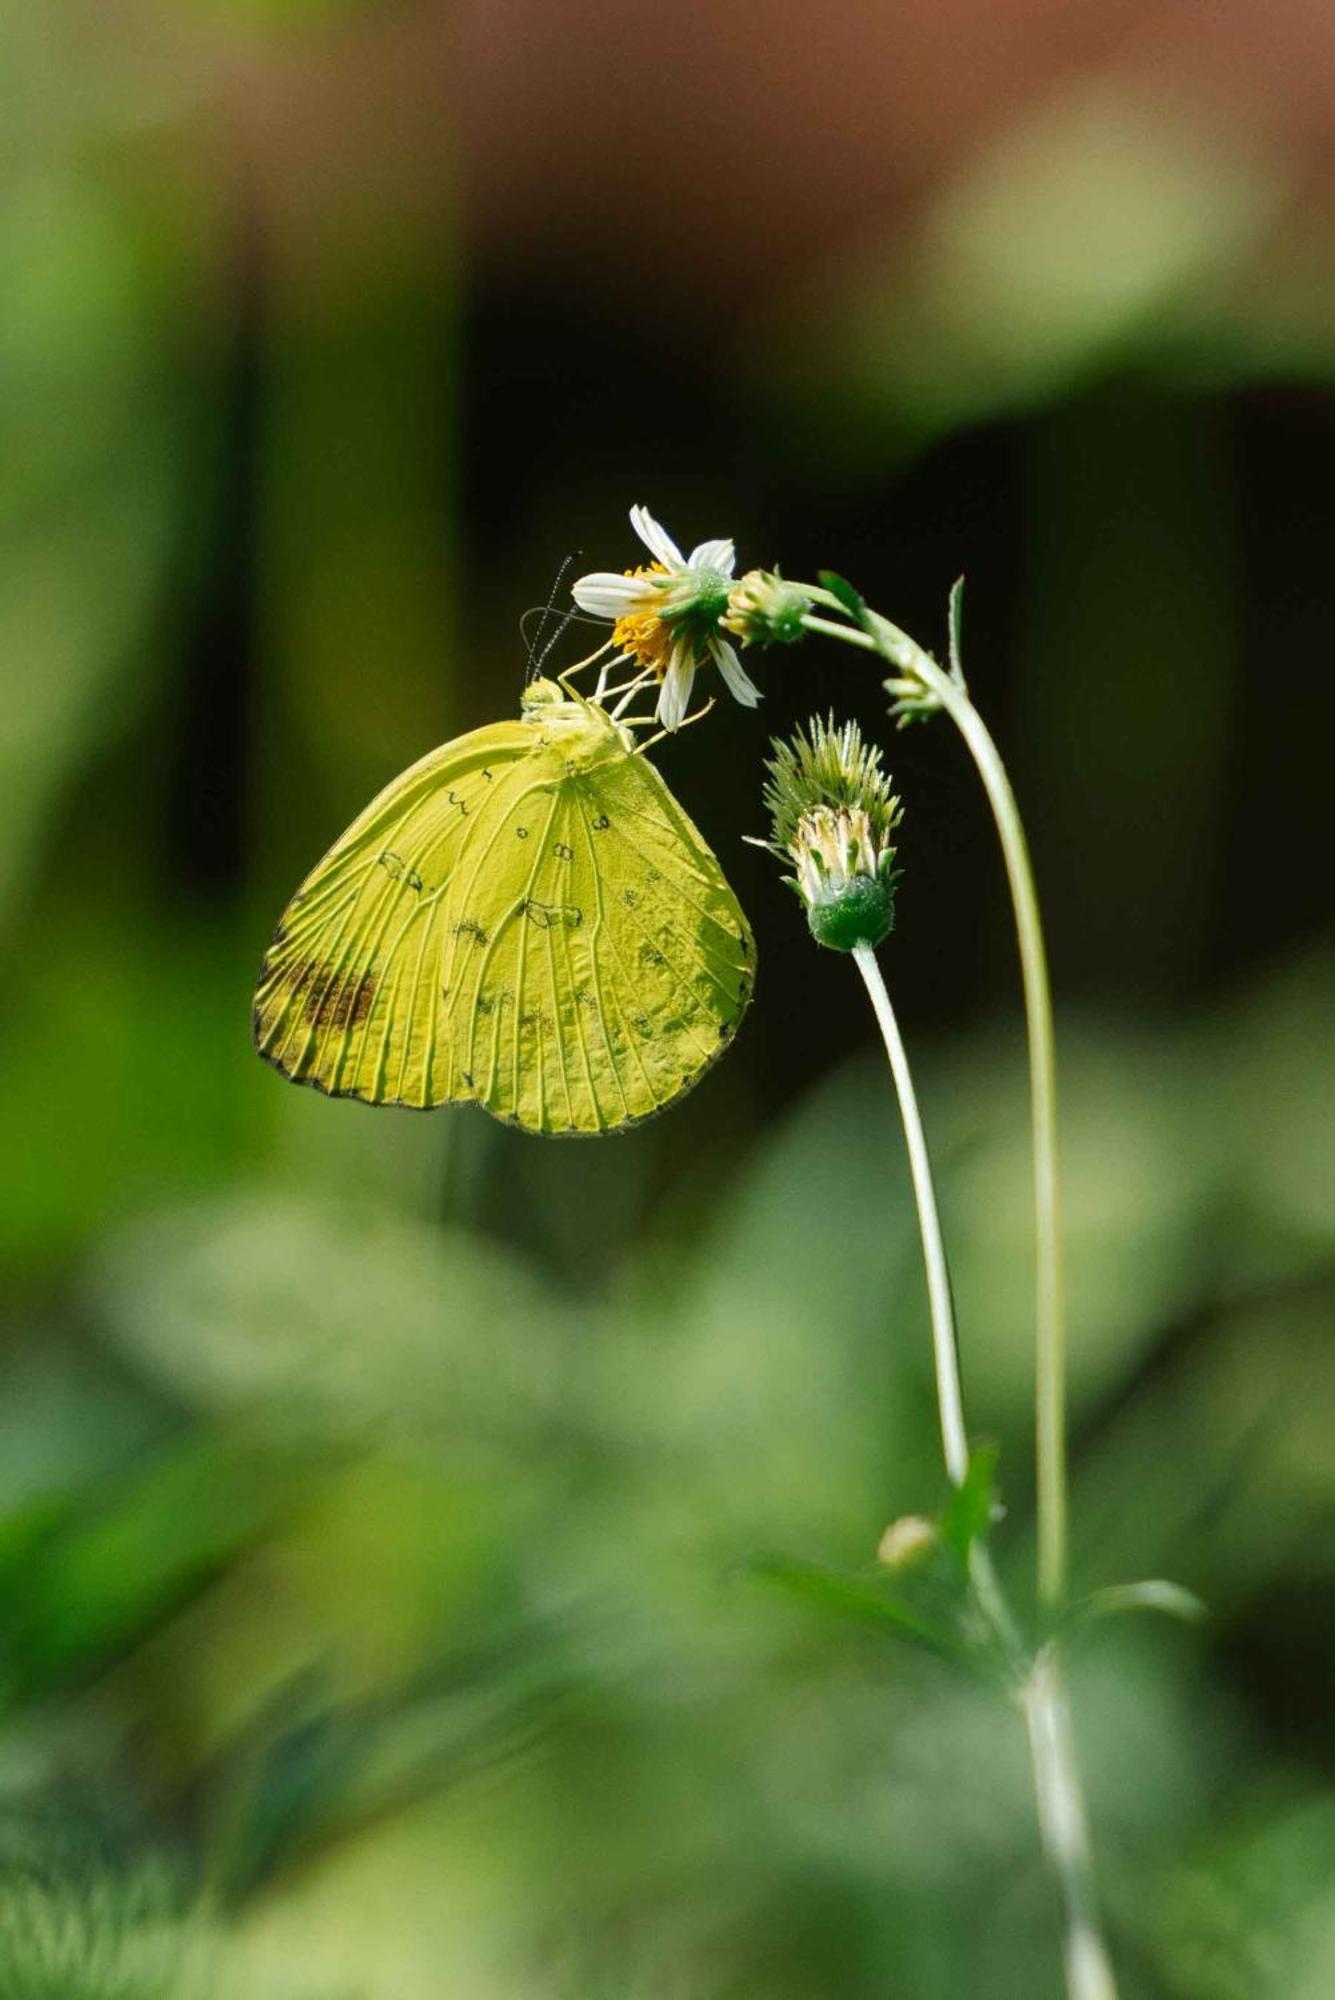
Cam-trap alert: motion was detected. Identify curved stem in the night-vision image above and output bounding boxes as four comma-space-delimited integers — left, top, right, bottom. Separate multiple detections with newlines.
925, 675, 1066, 1611
852, 946, 969, 1486
804, 598, 1068, 1612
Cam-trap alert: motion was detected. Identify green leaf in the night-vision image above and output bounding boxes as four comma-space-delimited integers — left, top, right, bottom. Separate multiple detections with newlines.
1078, 1579, 1207, 1627
939, 1444, 1000, 1564
817, 570, 870, 625
947, 576, 966, 684
747, 1556, 968, 1661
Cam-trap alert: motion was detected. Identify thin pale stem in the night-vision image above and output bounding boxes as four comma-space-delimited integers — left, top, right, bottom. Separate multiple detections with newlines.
1023, 1652, 1120, 2000
852, 946, 969, 1487
853, 946, 1027, 1673
801, 611, 879, 652
802, 597, 1067, 1612
923, 670, 1066, 1612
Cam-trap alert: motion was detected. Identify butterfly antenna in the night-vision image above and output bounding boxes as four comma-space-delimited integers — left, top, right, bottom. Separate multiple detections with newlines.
524, 552, 581, 682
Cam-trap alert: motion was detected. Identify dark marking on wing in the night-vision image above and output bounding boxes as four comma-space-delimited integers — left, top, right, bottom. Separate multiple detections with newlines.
378, 851, 425, 891
269, 958, 378, 1029
452, 917, 490, 946
515, 826, 530, 840
591, 814, 611, 831
522, 898, 582, 931
446, 790, 469, 815
623, 887, 638, 908
553, 841, 575, 862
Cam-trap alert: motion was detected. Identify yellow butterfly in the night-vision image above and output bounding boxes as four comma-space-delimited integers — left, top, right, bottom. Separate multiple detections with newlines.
252, 674, 755, 1133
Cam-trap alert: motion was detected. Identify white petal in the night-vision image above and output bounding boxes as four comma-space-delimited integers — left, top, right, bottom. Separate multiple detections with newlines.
688, 537, 735, 576
572, 572, 653, 618
710, 635, 761, 707
629, 504, 685, 570
657, 645, 696, 731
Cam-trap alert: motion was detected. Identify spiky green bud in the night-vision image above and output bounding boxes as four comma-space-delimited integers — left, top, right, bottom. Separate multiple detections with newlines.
752, 715, 904, 954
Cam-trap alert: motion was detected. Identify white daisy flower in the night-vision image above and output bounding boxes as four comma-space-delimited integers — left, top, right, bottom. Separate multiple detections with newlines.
572, 504, 761, 729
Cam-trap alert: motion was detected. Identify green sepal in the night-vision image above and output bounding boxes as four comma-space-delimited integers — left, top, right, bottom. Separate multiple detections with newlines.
806, 874, 895, 952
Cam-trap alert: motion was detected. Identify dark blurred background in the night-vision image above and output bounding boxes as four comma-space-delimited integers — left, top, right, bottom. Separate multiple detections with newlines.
2, 2, 1334, 1995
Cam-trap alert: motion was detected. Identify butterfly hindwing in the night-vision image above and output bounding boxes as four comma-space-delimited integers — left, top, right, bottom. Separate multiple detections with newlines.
456, 751, 752, 1133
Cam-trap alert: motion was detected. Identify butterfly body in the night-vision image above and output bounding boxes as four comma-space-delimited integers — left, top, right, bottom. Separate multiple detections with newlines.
253, 679, 754, 1133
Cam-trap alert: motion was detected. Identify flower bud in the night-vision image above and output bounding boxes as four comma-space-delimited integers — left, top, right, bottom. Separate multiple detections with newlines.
877, 1515, 937, 1569
752, 716, 904, 954
723, 569, 811, 648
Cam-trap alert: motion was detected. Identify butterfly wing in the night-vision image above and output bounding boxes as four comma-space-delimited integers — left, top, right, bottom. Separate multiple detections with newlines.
460, 746, 754, 1133
252, 719, 539, 1108
254, 708, 754, 1133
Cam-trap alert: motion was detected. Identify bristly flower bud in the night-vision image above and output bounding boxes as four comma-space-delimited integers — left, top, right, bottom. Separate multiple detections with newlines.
723, 569, 811, 649
752, 715, 904, 953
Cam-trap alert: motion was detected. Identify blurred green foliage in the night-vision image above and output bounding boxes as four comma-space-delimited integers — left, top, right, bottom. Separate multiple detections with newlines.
2, 3, 1334, 1996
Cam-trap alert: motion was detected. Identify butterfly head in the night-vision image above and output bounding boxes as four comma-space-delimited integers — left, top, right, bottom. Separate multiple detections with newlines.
521, 676, 635, 764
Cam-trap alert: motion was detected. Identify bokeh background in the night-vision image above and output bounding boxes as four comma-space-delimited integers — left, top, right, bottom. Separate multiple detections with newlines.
3, 1, 1334, 1994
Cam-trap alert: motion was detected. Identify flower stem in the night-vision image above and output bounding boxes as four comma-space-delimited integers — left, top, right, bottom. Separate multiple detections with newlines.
852, 945, 969, 1487
853, 936, 1112, 2000
802, 601, 1068, 1613
853, 944, 1028, 1675
1023, 1651, 1120, 2000
916, 661, 1067, 1614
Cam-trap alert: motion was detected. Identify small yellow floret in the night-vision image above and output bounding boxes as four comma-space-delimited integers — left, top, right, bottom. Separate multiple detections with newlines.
612, 564, 674, 677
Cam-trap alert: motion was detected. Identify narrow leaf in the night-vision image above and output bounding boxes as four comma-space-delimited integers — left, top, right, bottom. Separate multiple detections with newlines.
1080, 1579, 1207, 1627
747, 1557, 967, 1660
940, 1444, 1000, 1564
817, 570, 869, 624
947, 576, 966, 683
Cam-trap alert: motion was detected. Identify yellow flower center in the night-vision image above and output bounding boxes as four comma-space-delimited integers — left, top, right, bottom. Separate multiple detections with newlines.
611, 564, 675, 677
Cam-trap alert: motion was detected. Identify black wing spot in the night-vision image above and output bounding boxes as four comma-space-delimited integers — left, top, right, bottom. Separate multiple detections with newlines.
515, 826, 529, 840
482, 768, 494, 781
522, 898, 583, 930
639, 943, 666, 967
460, 1070, 475, 1088
452, 917, 490, 946
631, 1012, 653, 1039
591, 814, 611, 831
476, 994, 496, 1016
446, 789, 469, 815
553, 841, 575, 862
623, 887, 638, 908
